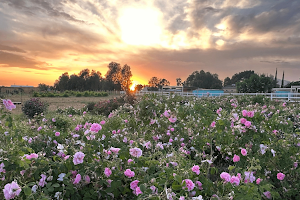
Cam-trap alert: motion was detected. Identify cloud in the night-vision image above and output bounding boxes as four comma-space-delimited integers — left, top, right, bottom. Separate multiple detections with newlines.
0, 45, 26, 53
0, 51, 47, 70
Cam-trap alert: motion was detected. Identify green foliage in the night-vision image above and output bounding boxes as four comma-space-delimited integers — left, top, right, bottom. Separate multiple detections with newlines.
32, 91, 108, 98
237, 74, 275, 93
184, 70, 223, 89
21, 98, 48, 118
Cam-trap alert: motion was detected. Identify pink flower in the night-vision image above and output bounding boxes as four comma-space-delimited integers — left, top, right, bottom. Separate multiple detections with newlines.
90, 123, 102, 133
130, 180, 139, 190
244, 171, 256, 183
195, 181, 203, 190
3, 181, 21, 200
263, 191, 272, 199
169, 117, 177, 123
241, 149, 247, 156
277, 172, 285, 180
100, 120, 105, 125
191, 165, 200, 175
52, 118, 56, 122
39, 174, 47, 187
3, 99, 16, 111
73, 152, 85, 165
163, 110, 170, 118
182, 179, 195, 191
242, 110, 248, 117
84, 175, 90, 184
55, 132, 60, 136
128, 159, 134, 164
230, 176, 240, 186
135, 187, 143, 196
210, 121, 216, 127
170, 128, 175, 132
256, 178, 262, 184
124, 169, 135, 178
244, 121, 251, 128
37, 126, 42, 131
129, 147, 142, 158
240, 118, 247, 124
73, 174, 81, 184
110, 147, 121, 154
220, 172, 231, 182
104, 168, 112, 177
150, 185, 157, 194
233, 155, 240, 162
26, 153, 38, 160
247, 111, 255, 118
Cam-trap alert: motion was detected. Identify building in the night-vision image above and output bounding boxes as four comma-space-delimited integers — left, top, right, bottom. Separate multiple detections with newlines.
223, 84, 237, 93
0, 85, 39, 94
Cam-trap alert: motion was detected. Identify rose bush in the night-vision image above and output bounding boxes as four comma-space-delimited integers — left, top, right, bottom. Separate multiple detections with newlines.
0, 95, 299, 199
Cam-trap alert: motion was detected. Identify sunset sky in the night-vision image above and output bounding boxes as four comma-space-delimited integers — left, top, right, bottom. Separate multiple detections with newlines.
1, 0, 300, 87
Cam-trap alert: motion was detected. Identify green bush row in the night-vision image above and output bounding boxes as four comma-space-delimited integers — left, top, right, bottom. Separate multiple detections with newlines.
32, 91, 108, 98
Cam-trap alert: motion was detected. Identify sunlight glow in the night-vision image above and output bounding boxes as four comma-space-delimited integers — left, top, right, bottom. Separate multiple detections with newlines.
119, 8, 162, 46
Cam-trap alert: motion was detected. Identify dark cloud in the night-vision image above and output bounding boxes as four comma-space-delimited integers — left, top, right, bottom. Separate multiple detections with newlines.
0, 45, 26, 53
0, 51, 46, 70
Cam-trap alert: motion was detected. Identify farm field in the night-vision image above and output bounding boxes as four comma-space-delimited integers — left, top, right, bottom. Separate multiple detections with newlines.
0, 94, 299, 200
3, 94, 121, 115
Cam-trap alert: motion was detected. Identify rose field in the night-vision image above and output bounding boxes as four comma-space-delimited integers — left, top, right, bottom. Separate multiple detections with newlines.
0, 95, 299, 200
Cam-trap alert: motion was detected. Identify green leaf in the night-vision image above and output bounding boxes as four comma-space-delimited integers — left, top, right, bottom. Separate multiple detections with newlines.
140, 184, 146, 192
174, 175, 182, 184
52, 183, 60, 188
24, 187, 31, 196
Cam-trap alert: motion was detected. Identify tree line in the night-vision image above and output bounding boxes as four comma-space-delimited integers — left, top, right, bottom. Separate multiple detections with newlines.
39, 62, 285, 94
39, 62, 132, 94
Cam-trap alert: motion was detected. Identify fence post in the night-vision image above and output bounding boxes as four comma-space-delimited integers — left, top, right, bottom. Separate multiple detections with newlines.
271, 93, 273, 101
288, 93, 290, 101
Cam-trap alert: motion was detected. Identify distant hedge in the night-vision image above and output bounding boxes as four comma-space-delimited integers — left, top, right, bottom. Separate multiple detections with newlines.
32, 90, 108, 98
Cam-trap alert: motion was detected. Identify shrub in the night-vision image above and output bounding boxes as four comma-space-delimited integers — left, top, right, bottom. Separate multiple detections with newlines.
22, 98, 48, 118
85, 102, 95, 111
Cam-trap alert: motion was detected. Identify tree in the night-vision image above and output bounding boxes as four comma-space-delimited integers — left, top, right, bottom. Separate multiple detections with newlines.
281, 71, 284, 88
135, 84, 144, 91
224, 77, 231, 87
237, 74, 275, 93
120, 64, 132, 94
176, 78, 182, 86
183, 70, 222, 89
148, 77, 170, 91
105, 62, 122, 91
54, 72, 69, 91
38, 83, 50, 91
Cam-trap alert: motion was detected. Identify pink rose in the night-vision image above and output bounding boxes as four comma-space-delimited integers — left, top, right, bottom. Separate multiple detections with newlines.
73, 174, 81, 184
84, 175, 90, 184
195, 181, 203, 190
124, 169, 135, 178
241, 149, 247, 156
104, 168, 112, 178
277, 172, 285, 180
129, 147, 142, 158
244, 121, 251, 128
26, 153, 38, 160
3, 181, 21, 200
230, 176, 240, 186
263, 191, 272, 199
90, 123, 102, 133
169, 117, 177, 123
233, 154, 240, 162
39, 174, 47, 187
220, 172, 231, 182
110, 147, 121, 154
247, 111, 255, 118
182, 179, 195, 191
73, 152, 85, 165
210, 121, 216, 127
134, 187, 143, 196
239, 118, 247, 124
242, 110, 248, 117
256, 178, 262, 184
55, 132, 60, 136
244, 171, 256, 183
130, 180, 139, 190
191, 165, 200, 175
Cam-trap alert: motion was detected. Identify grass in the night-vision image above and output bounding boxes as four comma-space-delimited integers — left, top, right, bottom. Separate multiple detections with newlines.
3, 93, 121, 115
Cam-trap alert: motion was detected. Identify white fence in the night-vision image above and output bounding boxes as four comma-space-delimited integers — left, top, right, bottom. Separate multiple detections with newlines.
121, 91, 300, 102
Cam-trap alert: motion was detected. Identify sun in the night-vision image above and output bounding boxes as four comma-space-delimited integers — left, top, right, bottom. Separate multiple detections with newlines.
118, 7, 162, 46
130, 84, 136, 91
